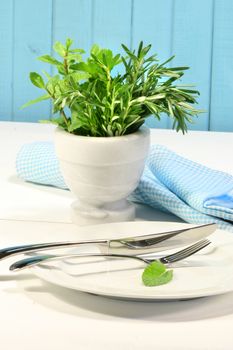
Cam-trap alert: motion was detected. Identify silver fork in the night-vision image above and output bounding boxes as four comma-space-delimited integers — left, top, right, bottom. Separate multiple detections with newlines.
10, 239, 211, 271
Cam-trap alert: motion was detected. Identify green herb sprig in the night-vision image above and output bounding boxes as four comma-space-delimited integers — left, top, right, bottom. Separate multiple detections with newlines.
23, 38, 203, 136
142, 260, 173, 287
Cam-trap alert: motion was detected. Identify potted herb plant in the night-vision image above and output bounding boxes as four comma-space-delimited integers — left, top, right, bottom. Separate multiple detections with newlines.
23, 38, 201, 225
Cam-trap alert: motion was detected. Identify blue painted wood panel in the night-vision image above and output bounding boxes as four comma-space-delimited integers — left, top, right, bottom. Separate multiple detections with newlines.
167, 0, 213, 131
12, 0, 53, 122
132, 0, 174, 129
92, 0, 132, 78
0, 1, 14, 121
52, 0, 93, 52
210, 0, 233, 131
0, 0, 233, 131
92, 0, 132, 51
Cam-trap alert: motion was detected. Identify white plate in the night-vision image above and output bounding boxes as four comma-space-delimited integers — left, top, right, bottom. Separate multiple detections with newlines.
33, 221, 233, 301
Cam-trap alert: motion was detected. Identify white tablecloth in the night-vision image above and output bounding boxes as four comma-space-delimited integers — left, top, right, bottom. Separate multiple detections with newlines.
0, 121, 233, 350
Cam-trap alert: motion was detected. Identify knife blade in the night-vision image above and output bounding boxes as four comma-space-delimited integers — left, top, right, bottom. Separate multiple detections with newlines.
0, 223, 217, 260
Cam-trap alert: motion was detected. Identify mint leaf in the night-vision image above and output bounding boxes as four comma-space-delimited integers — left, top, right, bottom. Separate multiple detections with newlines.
66, 38, 73, 50
145, 260, 166, 275
29, 72, 45, 89
21, 94, 50, 109
142, 261, 173, 287
53, 41, 66, 57
38, 55, 62, 67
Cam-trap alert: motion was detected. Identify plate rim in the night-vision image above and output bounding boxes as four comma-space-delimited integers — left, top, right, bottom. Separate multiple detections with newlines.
32, 220, 233, 301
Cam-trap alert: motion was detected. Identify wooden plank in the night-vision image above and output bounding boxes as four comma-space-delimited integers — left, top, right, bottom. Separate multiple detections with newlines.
12, 0, 53, 122
210, 0, 233, 131
92, 0, 132, 50
0, 0, 231, 132
0, 1, 13, 121
91, 0, 132, 90
169, 0, 213, 131
50, 0, 93, 121
132, 0, 174, 129
52, 0, 93, 52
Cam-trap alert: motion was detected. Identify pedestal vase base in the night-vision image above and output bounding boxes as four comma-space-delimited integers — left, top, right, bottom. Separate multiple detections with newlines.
71, 199, 135, 226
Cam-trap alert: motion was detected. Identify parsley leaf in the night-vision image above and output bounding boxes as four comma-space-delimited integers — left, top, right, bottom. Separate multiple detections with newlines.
142, 260, 173, 287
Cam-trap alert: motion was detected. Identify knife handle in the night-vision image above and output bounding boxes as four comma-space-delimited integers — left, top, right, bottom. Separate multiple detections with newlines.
0, 239, 108, 260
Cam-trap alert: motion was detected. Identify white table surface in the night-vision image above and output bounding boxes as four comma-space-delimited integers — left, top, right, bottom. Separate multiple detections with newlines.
0, 121, 233, 350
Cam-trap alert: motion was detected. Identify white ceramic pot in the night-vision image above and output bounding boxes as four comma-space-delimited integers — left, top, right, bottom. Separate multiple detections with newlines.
54, 126, 150, 225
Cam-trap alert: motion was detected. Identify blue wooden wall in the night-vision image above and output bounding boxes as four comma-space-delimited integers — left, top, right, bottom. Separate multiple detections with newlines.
0, 0, 232, 131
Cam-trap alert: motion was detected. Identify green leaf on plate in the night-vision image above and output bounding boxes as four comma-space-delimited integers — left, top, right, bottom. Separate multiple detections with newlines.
142, 261, 173, 287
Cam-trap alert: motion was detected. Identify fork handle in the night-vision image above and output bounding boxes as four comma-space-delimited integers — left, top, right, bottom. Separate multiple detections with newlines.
9, 253, 148, 271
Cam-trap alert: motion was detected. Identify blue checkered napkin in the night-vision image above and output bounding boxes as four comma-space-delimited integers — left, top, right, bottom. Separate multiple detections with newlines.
132, 145, 233, 232
16, 142, 68, 190
16, 142, 233, 232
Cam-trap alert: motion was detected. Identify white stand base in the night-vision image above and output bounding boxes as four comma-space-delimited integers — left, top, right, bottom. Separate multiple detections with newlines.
70, 199, 135, 226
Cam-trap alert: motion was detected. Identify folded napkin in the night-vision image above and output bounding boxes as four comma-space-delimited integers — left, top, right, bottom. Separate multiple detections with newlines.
16, 142, 233, 232
16, 142, 67, 190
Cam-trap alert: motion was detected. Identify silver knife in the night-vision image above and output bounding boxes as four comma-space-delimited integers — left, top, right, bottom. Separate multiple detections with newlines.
0, 223, 217, 260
